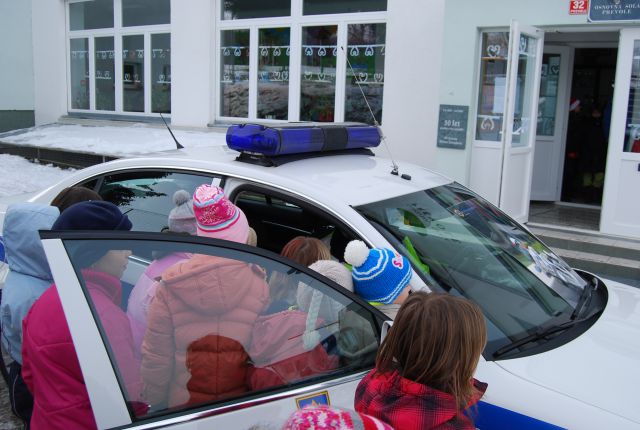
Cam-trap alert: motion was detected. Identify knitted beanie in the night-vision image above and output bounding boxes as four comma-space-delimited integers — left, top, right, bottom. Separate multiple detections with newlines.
283, 406, 393, 430
192, 184, 249, 244
168, 189, 197, 234
52, 201, 132, 268
344, 240, 411, 305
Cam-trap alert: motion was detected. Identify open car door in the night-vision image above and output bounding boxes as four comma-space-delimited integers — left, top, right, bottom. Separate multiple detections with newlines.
39, 231, 385, 429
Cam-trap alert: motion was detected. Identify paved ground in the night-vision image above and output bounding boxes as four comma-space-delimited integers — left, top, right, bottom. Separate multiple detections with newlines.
0, 351, 22, 429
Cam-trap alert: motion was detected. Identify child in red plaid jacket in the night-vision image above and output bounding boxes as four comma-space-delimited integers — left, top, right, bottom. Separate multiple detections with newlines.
355, 292, 488, 430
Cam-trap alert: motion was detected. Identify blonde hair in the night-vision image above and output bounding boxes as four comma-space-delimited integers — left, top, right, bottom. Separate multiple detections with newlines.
376, 292, 486, 410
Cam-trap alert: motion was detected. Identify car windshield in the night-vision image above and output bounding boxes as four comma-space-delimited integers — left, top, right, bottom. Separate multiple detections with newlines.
356, 183, 588, 353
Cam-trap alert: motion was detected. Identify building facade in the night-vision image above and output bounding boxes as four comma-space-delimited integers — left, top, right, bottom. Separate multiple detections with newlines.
437, 0, 640, 239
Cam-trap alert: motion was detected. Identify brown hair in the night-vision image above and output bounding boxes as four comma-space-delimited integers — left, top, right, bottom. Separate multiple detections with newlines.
376, 292, 487, 410
269, 237, 331, 303
51, 186, 103, 213
280, 236, 331, 267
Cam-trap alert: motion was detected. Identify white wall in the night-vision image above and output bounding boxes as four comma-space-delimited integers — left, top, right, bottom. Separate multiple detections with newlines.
0, 0, 34, 110
31, 0, 67, 125
170, 0, 214, 127
437, 0, 591, 184
380, 0, 445, 172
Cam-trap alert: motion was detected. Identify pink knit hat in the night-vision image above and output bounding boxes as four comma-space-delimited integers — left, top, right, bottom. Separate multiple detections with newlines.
193, 184, 249, 244
283, 406, 393, 430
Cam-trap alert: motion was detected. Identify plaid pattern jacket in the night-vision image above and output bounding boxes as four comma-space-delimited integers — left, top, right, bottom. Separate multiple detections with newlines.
354, 369, 487, 430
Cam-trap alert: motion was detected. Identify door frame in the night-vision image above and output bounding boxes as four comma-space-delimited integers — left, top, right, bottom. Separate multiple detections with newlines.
601, 27, 640, 237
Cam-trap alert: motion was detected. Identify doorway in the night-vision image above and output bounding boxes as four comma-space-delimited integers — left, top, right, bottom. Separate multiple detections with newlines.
529, 31, 619, 231
560, 47, 617, 205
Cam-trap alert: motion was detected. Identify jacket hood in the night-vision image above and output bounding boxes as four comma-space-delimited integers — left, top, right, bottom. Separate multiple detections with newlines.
3, 203, 59, 281
161, 254, 266, 314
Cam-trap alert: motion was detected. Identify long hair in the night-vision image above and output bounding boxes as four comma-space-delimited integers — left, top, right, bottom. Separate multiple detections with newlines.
376, 292, 487, 410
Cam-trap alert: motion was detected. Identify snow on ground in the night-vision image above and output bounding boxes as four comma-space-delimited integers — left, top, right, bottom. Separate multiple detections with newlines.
0, 123, 228, 157
0, 154, 74, 198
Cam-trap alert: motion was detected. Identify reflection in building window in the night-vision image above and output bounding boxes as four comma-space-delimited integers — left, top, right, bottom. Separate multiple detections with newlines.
70, 38, 90, 110
303, 0, 386, 15
537, 54, 560, 136
476, 32, 509, 142
345, 23, 386, 125
95, 37, 115, 111
221, 29, 250, 118
258, 28, 290, 120
222, 0, 290, 20
300, 26, 337, 122
151, 33, 171, 114
123, 35, 145, 113
624, 40, 640, 153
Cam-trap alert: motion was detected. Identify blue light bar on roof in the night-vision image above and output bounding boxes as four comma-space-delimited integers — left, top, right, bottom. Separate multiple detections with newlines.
226, 123, 381, 157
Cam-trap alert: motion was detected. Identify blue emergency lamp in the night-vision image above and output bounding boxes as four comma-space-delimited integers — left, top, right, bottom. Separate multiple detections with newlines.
226, 123, 381, 160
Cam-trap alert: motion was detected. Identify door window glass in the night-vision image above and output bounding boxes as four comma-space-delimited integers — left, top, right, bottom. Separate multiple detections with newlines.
151, 33, 171, 113
300, 26, 337, 122
62, 237, 381, 420
70, 38, 90, 110
122, 0, 170, 27
345, 23, 386, 124
258, 28, 290, 120
222, 0, 290, 20
303, 0, 386, 15
537, 53, 561, 136
97, 171, 219, 233
476, 32, 508, 142
221, 29, 250, 117
624, 40, 640, 152
69, 0, 114, 30
95, 37, 116, 111
511, 34, 539, 147
123, 35, 145, 112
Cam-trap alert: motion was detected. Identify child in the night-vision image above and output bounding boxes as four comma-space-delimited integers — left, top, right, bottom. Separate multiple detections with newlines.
344, 240, 412, 319
354, 292, 487, 430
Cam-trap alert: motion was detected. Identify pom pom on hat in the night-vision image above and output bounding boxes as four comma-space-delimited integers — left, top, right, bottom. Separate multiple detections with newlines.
345, 239, 412, 305
344, 240, 370, 268
168, 190, 196, 235
193, 184, 249, 244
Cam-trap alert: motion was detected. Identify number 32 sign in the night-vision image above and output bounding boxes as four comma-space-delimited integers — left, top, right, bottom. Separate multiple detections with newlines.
570, 0, 588, 14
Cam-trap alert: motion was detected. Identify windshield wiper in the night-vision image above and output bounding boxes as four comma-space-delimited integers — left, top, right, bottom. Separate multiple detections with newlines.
493, 317, 588, 359
570, 277, 598, 320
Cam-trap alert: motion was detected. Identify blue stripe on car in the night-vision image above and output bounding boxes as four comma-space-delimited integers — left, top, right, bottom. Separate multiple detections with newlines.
474, 401, 567, 430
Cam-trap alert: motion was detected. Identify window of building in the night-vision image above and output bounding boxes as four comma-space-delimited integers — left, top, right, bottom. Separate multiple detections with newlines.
217, 0, 386, 124
66, 0, 171, 116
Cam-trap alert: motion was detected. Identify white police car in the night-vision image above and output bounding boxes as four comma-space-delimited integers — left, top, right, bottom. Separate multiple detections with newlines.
2, 123, 639, 429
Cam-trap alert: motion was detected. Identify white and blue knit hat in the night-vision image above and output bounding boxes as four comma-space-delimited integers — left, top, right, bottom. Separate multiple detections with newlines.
344, 240, 411, 305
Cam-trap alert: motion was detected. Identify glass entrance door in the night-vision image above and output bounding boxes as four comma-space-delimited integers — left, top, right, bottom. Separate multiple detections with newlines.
601, 28, 640, 238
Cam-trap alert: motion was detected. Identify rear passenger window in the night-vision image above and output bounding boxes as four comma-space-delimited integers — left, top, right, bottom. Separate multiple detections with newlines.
62, 237, 382, 421
97, 171, 221, 232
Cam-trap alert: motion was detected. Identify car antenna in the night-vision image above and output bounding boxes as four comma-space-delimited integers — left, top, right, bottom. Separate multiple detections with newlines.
341, 46, 407, 179
159, 113, 184, 150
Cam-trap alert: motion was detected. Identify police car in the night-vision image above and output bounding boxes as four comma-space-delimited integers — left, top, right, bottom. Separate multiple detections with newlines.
2, 123, 638, 429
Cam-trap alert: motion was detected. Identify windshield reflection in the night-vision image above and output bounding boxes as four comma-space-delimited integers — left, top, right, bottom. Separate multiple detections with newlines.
356, 183, 587, 351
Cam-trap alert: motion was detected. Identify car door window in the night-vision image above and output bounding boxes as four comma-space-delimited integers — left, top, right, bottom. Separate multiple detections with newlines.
60, 235, 382, 423
95, 171, 221, 232
234, 188, 355, 259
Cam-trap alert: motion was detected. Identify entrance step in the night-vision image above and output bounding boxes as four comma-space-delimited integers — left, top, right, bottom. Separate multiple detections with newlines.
527, 225, 640, 281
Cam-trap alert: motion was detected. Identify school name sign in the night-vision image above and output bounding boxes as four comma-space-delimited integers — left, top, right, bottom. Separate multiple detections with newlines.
589, 0, 640, 21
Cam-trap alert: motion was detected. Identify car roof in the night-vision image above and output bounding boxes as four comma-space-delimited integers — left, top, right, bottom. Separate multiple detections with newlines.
54, 144, 453, 207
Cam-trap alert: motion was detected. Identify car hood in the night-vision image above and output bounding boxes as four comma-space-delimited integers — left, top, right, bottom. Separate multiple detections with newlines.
496, 278, 640, 424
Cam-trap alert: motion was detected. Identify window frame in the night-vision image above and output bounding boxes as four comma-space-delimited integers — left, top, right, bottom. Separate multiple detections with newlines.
215, 1, 386, 124
40, 230, 388, 428
65, 0, 171, 117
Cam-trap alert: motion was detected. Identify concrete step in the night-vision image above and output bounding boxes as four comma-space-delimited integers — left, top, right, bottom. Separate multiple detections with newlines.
528, 225, 640, 281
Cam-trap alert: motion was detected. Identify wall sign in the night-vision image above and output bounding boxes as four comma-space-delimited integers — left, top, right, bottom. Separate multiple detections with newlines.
437, 105, 469, 150
589, 0, 640, 21
570, 0, 589, 14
